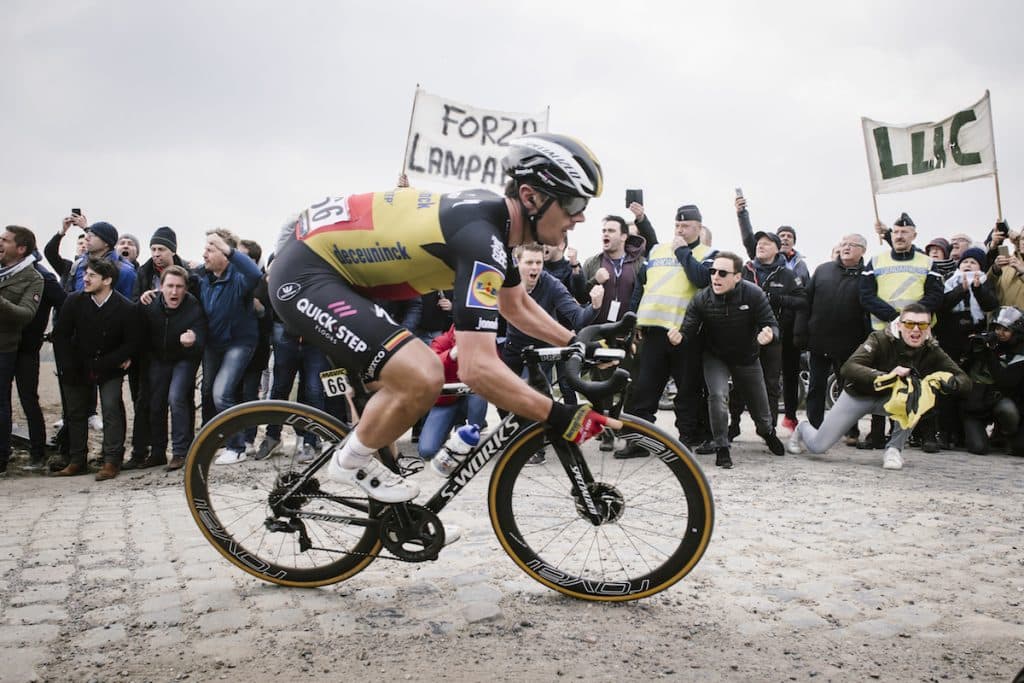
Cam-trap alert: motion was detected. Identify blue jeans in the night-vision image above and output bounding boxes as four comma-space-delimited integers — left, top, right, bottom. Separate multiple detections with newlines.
417, 395, 488, 459
265, 323, 329, 445
0, 351, 16, 469
202, 344, 254, 451
149, 357, 200, 458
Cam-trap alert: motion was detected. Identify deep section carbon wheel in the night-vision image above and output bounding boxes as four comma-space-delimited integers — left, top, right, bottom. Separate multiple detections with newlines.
184, 400, 382, 587
488, 415, 714, 601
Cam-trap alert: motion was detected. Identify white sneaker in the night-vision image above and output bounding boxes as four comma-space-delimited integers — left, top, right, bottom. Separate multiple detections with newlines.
296, 442, 316, 464
882, 447, 903, 470
214, 448, 247, 465
786, 426, 804, 455
442, 523, 462, 546
328, 455, 419, 503
88, 415, 103, 431
244, 442, 257, 457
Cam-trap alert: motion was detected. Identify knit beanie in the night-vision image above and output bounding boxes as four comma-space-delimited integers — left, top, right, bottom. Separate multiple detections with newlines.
958, 247, 986, 268
86, 221, 118, 249
150, 226, 178, 252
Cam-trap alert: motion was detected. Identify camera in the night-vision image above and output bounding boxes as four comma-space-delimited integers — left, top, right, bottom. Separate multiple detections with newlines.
970, 331, 998, 349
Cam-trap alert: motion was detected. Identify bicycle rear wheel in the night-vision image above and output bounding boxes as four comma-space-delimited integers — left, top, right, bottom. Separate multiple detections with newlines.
184, 400, 382, 587
488, 415, 714, 601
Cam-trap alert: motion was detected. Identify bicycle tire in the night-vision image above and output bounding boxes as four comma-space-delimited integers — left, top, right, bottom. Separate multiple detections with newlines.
488, 414, 714, 601
184, 400, 382, 587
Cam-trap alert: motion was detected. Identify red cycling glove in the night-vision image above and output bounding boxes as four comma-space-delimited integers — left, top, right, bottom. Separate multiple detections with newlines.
547, 402, 608, 444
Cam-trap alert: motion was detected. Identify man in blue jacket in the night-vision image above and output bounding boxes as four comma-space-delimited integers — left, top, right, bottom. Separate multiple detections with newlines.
502, 244, 602, 465
194, 229, 262, 465
63, 220, 137, 298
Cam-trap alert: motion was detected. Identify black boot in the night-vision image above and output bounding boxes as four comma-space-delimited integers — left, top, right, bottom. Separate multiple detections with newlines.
695, 440, 716, 455
715, 447, 733, 468
763, 430, 785, 456
728, 422, 741, 442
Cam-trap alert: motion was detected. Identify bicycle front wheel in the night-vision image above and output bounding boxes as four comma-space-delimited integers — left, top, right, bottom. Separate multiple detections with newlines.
184, 400, 382, 587
488, 415, 714, 601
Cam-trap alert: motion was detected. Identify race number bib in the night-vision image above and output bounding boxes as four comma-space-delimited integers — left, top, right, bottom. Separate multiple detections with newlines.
300, 196, 351, 236
319, 368, 350, 397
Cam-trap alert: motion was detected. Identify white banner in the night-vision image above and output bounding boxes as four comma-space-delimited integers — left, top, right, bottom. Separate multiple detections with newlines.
403, 88, 549, 190
862, 91, 996, 195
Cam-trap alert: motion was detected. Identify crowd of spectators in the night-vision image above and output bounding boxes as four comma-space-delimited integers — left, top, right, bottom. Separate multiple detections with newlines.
1, 192, 1022, 480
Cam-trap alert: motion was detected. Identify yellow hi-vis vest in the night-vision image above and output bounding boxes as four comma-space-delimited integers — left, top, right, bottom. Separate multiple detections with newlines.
870, 249, 932, 330
636, 242, 710, 329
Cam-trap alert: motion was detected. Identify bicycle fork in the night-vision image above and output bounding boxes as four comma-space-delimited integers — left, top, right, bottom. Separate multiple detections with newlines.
545, 428, 608, 526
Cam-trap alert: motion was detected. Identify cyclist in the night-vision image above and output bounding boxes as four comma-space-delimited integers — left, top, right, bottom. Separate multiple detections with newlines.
268, 134, 610, 503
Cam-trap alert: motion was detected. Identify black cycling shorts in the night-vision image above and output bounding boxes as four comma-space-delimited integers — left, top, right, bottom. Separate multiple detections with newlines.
268, 240, 417, 382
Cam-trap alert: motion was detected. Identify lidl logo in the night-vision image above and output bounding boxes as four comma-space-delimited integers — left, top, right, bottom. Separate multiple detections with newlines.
466, 261, 503, 310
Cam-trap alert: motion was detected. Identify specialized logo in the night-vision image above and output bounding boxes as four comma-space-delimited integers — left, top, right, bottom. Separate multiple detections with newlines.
372, 304, 395, 323
328, 300, 357, 319
276, 282, 301, 301
466, 261, 503, 310
296, 297, 367, 352
490, 235, 507, 268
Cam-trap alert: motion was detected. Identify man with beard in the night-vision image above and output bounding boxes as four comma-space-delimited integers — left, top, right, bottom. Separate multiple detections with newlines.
616, 203, 715, 457
52, 258, 140, 480
0, 226, 44, 477
857, 213, 943, 449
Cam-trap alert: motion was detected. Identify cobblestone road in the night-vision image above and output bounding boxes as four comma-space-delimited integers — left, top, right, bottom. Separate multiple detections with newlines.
1, 416, 1022, 682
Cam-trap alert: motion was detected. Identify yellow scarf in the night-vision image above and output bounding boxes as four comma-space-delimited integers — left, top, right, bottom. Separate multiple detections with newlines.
873, 370, 955, 429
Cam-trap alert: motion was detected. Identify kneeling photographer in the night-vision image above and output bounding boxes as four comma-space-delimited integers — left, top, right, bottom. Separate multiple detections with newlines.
961, 306, 1024, 455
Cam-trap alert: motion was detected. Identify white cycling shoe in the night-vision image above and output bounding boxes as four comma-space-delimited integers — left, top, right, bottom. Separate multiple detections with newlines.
328, 455, 419, 503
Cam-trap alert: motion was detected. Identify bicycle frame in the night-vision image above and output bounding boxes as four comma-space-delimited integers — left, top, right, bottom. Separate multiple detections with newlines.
265, 345, 624, 535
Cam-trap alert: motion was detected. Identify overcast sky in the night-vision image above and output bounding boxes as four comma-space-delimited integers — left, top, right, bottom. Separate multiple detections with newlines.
4, 0, 1020, 269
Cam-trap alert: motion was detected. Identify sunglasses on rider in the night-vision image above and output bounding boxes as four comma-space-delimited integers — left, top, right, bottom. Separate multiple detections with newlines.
556, 195, 588, 217
900, 320, 930, 331
710, 268, 736, 277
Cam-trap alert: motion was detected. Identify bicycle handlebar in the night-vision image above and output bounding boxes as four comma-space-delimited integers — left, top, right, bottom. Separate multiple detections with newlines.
559, 312, 635, 401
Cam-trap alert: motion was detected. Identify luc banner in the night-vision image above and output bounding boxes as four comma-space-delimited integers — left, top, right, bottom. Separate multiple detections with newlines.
862, 91, 996, 195
403, 88, 549, 190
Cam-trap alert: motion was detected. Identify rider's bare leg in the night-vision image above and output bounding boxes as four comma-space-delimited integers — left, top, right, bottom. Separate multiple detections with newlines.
332, 341, 443, 501
355, 340, 442, 445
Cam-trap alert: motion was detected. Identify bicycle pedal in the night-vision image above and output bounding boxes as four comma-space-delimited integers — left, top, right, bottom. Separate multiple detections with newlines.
397, 455, 425, 476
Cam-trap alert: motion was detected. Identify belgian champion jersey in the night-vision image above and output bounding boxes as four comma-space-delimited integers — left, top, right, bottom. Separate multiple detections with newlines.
293, 188, 520, 331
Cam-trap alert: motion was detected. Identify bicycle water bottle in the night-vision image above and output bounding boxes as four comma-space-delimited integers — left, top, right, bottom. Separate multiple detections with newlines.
430, 423, 480, 477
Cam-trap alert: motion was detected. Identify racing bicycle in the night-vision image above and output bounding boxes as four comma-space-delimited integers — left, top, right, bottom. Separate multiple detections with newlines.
183, 314, 714, 602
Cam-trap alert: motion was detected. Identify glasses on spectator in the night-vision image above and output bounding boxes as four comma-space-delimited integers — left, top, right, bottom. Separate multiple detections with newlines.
899, 320, 930, 331
556, 196, 588, 216
840, 241, 866, 249
710, 268, 735, 277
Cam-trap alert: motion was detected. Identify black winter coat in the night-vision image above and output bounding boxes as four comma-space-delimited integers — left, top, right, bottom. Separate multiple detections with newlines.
141, 292, 208, 363
741, 254, 808, 346
681, 280, 779, 365
52, 290, 140, 385
806, 258, 870, 359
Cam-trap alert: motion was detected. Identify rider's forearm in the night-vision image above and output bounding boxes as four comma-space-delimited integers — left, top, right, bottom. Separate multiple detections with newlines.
458, 350, 552, 422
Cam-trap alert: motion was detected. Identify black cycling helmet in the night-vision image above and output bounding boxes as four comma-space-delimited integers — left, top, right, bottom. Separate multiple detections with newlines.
504, 133, 603, 200
991, 306, 1024, 335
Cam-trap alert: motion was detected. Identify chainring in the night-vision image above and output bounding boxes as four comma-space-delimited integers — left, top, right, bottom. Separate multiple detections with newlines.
377, 504, 446, 562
